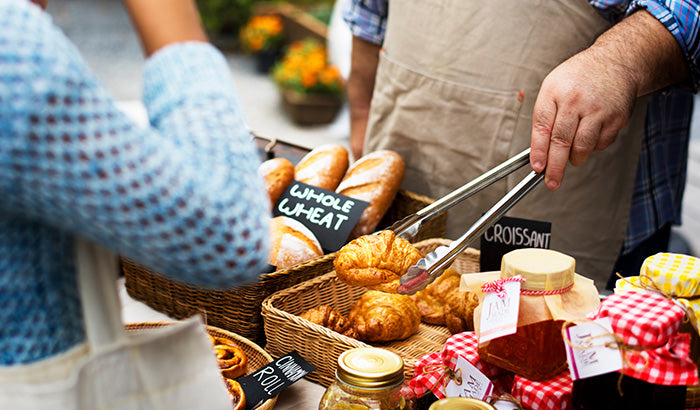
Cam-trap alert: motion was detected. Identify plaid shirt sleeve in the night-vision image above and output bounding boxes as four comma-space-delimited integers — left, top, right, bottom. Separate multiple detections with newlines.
590, 0, 700, 90
342, 0, 388, 45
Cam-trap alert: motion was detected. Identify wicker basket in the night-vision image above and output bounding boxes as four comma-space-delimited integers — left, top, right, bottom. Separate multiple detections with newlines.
125, 322, 276, 410
123, 189, 447, 346
261, 238, 480, 387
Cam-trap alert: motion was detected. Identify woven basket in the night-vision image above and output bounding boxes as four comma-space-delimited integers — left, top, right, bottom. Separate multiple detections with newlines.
123, 189, 446, 346
124, 322, 276, 410
261, 238, 480, 387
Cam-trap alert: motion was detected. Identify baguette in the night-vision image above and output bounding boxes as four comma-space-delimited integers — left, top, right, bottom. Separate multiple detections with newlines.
258, 157, 295, 208
294, 144, 349, 191
336, 150, 405, 238
268, 216, 323, 270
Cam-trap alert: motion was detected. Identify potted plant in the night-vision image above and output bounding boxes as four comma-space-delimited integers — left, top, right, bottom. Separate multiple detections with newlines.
272, 38, 344, 126
239, 14, 285, 73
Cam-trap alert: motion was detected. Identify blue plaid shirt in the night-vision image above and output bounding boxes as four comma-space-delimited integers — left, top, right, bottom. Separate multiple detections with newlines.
344, 0, 698, 254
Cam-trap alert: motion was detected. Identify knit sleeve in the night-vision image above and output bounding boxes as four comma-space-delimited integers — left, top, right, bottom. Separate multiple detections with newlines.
0, 1, 270, 288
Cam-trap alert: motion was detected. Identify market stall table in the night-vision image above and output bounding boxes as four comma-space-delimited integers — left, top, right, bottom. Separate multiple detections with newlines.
117, 278, 327, 409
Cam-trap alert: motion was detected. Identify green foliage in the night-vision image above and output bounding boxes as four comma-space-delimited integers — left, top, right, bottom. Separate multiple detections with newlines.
197, 0, 256, 35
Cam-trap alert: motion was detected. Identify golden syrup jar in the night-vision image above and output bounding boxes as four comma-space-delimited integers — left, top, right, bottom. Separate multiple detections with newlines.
318, 348, 415, 410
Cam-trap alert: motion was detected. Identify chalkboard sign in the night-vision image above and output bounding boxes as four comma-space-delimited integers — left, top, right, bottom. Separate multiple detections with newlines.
238, 351, 316, 410
479, 215, 552, 271
273, 181, 369, 252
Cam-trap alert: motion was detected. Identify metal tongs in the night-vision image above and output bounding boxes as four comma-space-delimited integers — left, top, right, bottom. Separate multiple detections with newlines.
393, 148, 544, 294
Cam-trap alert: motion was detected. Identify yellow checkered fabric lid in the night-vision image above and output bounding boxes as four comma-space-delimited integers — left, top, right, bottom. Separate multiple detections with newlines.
615, 253, 700, 332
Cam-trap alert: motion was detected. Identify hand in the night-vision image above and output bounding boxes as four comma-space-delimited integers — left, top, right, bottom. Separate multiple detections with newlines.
529, 9, 688, 191
529, 48, 636, 190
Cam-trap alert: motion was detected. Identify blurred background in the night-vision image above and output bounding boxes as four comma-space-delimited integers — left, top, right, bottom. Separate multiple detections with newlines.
48, 0, 700, 258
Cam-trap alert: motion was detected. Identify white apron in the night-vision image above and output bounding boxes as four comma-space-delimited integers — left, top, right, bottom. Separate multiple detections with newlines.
0, 238, 233, 409
365, 0, 649, 286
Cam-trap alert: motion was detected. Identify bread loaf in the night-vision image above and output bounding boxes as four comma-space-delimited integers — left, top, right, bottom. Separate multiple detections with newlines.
294, 144, 349, 191
336, 150, 404, 238
259, 157, 295, 208
268, 216, 323, 270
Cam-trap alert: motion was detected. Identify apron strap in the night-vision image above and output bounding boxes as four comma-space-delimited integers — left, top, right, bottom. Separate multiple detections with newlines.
75, 236, 127, 353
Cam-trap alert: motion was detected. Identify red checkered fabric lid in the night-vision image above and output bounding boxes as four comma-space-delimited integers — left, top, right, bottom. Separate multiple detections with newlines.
409, 331, 512, 399
589, 290, 698, 385
512, 370, 572, 410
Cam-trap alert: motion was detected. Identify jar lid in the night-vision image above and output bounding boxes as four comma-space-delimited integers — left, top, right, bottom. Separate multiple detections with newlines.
428, 397, 496, 410
501, 248, 575, 292
336, 348, 405, 389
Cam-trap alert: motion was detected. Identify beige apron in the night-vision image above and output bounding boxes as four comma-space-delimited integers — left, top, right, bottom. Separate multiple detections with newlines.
365, 0, 649, 287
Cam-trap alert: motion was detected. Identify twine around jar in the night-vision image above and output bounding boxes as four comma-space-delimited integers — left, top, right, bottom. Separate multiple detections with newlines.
421, 364, 462, 395
481, 276, 573, 298
560, 319, 664, 396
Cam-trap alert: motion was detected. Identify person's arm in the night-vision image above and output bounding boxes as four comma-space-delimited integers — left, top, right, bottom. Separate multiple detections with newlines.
343, 0, 388, 160
347, 36, 381, 160
0, 0, 270, 288
530, 8, 689, 190
121, 0, 208, 56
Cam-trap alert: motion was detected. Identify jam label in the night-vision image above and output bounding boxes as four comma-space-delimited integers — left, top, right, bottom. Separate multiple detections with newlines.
444, 355, 494, 400
238, 351, 316, 409
273, 181, 369, 252
564, 317, 622, 380
479, 277, 521, 342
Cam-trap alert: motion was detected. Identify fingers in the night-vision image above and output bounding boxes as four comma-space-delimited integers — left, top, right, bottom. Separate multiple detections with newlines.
569, 117, 600, 166
530, 94, 555, 174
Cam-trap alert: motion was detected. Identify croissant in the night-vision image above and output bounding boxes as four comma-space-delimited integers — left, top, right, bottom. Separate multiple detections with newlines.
299, 305, 357, 338
349, 290, 421, 342
444, 290, 480, 334
334, 230, 423, 293
411, 268, 464, 325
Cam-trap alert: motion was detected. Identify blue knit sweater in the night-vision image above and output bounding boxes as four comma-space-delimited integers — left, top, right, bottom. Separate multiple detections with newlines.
0, 1, 271, 365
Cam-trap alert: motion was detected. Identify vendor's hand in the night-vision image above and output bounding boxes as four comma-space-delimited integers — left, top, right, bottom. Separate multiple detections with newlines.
529, 48, 636, 191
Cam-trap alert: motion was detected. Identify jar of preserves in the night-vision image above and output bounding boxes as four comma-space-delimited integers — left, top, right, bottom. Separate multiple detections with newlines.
428, 397, 495, 409
472, 248, 600, 381
318, 347, 416, 410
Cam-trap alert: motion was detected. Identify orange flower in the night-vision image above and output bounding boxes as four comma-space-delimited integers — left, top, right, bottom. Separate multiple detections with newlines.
272, 38, 345, 97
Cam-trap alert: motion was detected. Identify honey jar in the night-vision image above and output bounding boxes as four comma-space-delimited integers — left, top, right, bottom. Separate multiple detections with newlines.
318, 347, 415, 410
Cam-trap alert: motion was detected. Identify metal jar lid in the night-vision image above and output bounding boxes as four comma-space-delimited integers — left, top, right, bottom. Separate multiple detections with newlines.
428, 397, 496, 410
336, 348, 405, 389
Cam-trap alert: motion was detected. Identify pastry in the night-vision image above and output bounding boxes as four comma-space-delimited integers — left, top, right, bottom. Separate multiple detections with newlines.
295, 144, 349, 191
411, 268, 479, 331
349, 290, 421, 342
444, 289, 480, 334
336, 150, 405, 238
334, 230, 422, 293
269, 216, 323, 270
224, 378, 246, 410
211, 336, 248, 379
259, 157, 295, 208
299, 305, 357, 338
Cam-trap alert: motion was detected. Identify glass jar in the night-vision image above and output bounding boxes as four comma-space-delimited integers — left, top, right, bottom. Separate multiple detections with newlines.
318, 347, 416, 410
428, 397, 495, 409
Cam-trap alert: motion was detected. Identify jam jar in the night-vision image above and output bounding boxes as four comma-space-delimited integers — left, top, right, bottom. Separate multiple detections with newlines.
318, 347, 416, 410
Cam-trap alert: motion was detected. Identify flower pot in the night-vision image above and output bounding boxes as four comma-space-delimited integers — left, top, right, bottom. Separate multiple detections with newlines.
255, 48, 281, 73
281, 88, 342, 126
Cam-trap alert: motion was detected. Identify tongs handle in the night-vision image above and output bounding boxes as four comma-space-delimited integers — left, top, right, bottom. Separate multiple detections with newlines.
388, 148, 532, 240
398, 170, 544, 294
